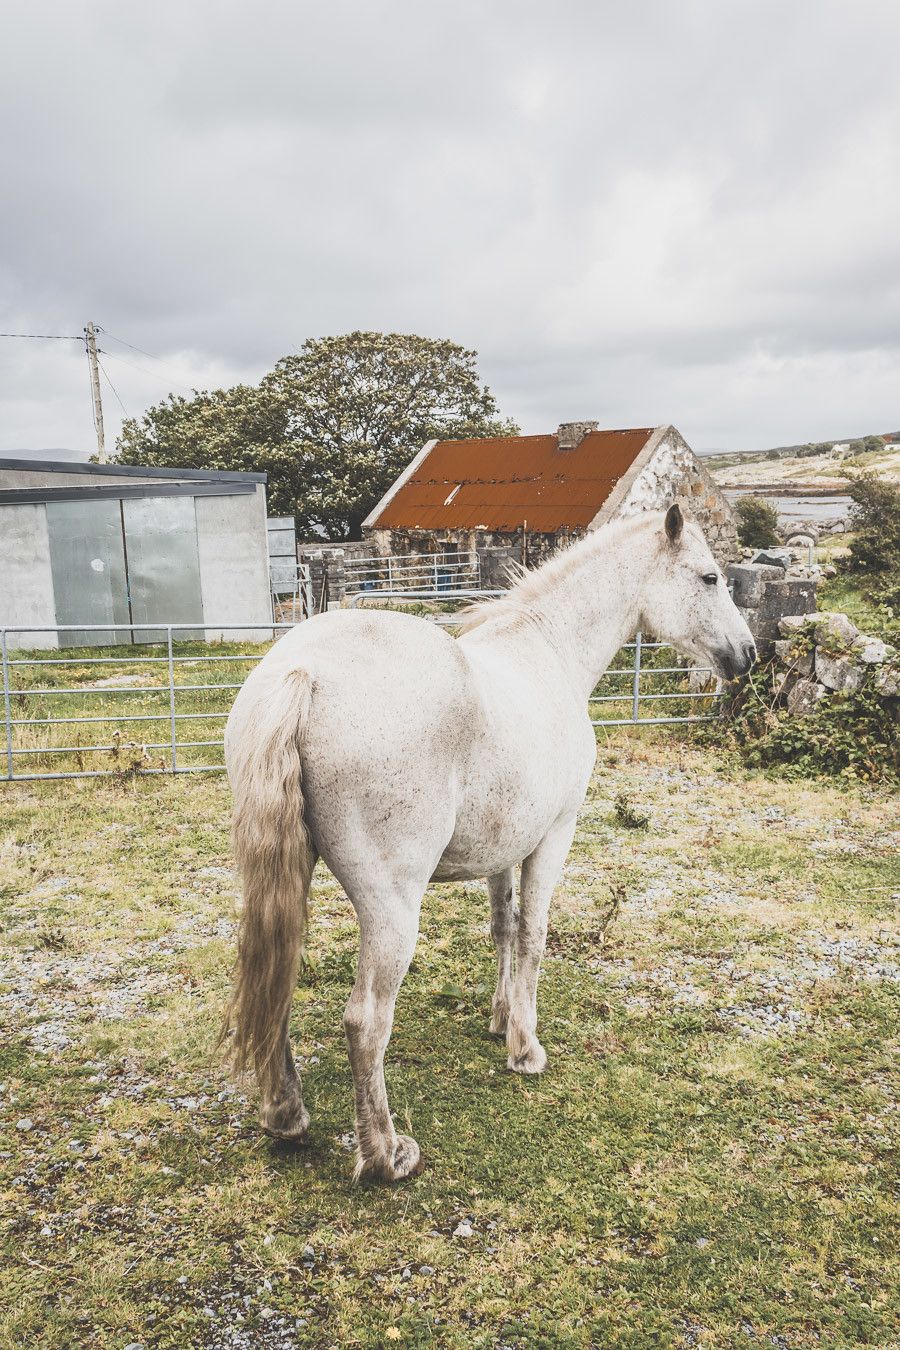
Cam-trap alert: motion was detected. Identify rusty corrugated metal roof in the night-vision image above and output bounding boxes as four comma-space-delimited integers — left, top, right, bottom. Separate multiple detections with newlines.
370, 427, 656, 532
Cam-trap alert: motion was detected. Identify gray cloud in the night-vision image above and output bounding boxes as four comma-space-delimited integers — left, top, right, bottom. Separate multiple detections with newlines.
1, 0, 898, 456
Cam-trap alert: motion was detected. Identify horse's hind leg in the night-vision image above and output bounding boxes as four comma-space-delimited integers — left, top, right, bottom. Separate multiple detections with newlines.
259, 1011, 310, 1142
488, 869, 517, 1036
343, 891, 423, 1183
506, 814, 578, 1075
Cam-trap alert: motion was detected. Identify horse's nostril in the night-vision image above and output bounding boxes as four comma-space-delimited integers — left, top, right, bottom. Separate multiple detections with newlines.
742, 641, 757, 671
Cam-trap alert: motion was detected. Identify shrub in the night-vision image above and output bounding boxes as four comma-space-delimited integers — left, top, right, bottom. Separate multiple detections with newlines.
735, 495, 780, 549
714, 651, 898, 784
844, 474, 900, 577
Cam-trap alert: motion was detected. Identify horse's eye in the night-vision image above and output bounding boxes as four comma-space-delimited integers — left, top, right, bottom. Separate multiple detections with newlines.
702, 573, 718, 586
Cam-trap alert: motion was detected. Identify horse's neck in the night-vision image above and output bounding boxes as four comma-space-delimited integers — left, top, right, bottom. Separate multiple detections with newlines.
512, 528, 648, 702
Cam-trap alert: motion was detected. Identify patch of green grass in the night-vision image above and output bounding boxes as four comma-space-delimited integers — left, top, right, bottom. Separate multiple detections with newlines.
1, 743, 898, 1347
817, 575, 891, 640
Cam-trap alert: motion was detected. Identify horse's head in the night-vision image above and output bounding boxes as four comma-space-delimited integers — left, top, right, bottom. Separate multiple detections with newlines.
638, 504, 756, 680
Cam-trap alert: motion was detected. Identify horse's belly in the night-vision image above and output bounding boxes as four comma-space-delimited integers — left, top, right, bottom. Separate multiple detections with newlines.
433, 753, 591, 882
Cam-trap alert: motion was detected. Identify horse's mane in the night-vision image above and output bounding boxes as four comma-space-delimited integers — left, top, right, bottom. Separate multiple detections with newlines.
458, 513, 658, 635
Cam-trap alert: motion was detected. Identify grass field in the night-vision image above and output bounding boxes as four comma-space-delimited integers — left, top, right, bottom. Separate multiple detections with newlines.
1, 736, 898, 1348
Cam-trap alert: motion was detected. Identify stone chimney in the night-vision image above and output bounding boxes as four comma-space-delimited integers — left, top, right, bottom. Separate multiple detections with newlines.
556, 420, 598, 451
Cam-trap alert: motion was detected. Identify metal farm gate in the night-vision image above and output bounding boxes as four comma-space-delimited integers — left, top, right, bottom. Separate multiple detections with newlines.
343, 550, 480, 595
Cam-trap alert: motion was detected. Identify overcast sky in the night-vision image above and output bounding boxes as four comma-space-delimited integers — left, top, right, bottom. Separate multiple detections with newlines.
1, 0, 898, 457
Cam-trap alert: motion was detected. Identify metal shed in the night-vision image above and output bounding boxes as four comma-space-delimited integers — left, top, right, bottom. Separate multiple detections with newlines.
0, 458, 273, 649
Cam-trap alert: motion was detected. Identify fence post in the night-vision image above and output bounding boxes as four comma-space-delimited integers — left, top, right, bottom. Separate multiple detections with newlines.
167, 626, 177, 772
1, 630, 12, 781
387, 555, 394, 590
631, 631, 642, 723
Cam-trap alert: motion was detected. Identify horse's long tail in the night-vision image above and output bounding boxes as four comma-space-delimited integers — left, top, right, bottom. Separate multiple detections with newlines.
220, 666, 314, 1099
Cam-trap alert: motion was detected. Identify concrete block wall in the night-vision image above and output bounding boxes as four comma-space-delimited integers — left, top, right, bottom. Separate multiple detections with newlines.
0, 504, 59, 650
196, 485, 273, 640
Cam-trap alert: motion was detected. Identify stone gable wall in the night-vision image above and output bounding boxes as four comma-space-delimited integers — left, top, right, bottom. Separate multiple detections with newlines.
605, 428, 739, 564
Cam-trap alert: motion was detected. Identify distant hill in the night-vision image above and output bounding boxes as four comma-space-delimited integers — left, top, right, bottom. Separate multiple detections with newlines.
0, 446, 92, 463
705, 430, 899, 472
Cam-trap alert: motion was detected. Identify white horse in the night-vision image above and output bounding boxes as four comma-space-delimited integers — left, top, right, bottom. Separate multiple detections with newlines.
222, 505, 755, 1182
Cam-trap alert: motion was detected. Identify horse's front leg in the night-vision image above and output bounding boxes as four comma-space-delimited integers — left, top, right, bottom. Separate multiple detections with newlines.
487, 868, 517, 1036
506, 814, 578, 1074
343, 890, 424, 1183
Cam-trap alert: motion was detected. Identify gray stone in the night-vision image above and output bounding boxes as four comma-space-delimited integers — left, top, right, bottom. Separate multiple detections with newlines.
751, 579, 818, 649
751, 548, 791, 569
809, 611, 859, 650
815, 650, 863, 693
778, 612, 818, 636
689, 666, 718, 693
874, 664, 899, 697
853, 636, 893, 665
786, 678, 829, 715
727, 563, 786, 609
773, 639, 813, 676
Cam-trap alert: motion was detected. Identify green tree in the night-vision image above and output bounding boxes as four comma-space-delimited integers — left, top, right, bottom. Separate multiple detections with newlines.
734, 495, 780, 549
844, 473, 900, 576
115, 332, 518, 540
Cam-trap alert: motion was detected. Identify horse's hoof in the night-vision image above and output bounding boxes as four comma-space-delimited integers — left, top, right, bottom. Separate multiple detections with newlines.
260, 1102, 311, 1143
508, 1040, 547, 1075
390, 1134, 424, 1180
355, 1134, 423, 1184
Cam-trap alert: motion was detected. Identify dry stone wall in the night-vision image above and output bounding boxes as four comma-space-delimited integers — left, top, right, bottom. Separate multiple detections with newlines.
773, 612, 897, 715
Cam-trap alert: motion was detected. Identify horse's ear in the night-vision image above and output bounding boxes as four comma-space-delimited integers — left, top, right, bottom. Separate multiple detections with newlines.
664, 502, 684, 545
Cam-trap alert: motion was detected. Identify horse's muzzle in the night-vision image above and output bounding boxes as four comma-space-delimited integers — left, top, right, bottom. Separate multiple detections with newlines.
714, 640, 757, 680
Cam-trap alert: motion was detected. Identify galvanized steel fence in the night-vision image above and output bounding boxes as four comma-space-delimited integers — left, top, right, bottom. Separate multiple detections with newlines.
589, 632, 723, 727
1, 623, 291, 782
343, 550, 480, 595
1, 615, 722, 783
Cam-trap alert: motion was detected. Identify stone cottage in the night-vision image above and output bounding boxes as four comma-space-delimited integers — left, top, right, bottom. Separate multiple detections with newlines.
362, 422, 739, 571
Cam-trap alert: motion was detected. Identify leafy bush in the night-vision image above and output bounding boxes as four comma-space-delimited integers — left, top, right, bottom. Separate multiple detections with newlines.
844, 474, 900, 577
713, 649, 898, 784
735, 495, 780, 549
839, 475, 900, 639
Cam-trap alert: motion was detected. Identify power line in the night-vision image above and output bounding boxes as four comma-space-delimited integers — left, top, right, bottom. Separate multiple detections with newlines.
97, 347, 197, 394
97, 357, 128, 417
99, 328, 205, 389
0, 331, 83, 340
96, 327, 165, 363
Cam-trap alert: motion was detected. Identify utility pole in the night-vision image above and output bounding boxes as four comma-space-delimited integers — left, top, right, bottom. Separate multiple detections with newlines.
83, 322, 106, 462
